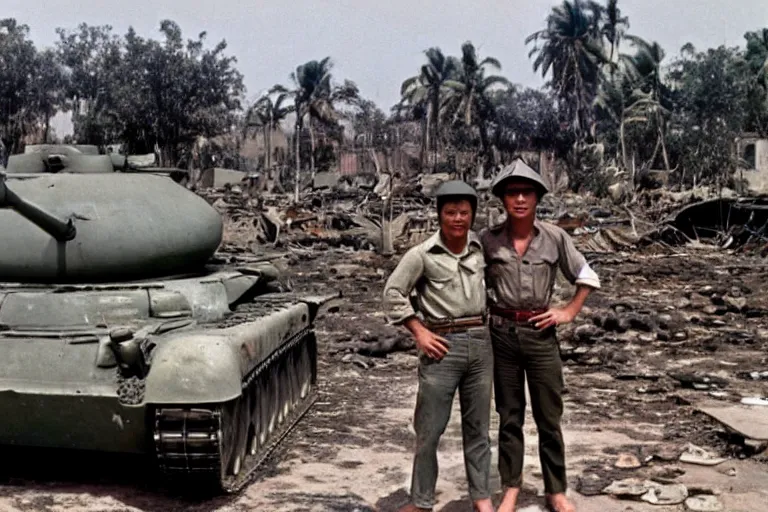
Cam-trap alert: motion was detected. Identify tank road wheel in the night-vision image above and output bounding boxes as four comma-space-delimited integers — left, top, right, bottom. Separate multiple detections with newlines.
220, 395, 250, 480
257, 374, 271, 446
247, 382, 261, 456
286, 347, 299, 409
267, 367, 280, 434
277, 355, 291, 424
298, 340, 314, 399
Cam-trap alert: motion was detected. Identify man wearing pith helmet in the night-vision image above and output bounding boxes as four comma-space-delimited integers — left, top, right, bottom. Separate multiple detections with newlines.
383, 180, 494, 512
480, 159, 600, 512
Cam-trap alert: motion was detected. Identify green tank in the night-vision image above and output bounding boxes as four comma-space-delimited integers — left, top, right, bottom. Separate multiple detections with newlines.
0, 169, 334, 492
6, 144, 189, 185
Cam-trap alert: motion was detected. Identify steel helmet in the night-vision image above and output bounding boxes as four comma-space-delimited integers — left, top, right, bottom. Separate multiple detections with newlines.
434, 180, 479, 218
490, 159, 550, 199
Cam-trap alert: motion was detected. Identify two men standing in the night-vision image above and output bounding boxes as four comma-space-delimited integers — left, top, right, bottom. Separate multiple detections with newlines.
383, 160, 601, 512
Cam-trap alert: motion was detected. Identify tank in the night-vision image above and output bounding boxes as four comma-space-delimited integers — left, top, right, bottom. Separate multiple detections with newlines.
0, 169, 336, 492
6, 144, 189, 185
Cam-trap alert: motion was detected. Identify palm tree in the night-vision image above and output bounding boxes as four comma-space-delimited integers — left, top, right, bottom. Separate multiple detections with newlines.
594, 36, 670, 171
526, 0, 610, 143
601, 0, 629, 66
243, 91, 293, 190
443, 41, 511, 172
275, 58, 359, 201
400, 47, 459, 168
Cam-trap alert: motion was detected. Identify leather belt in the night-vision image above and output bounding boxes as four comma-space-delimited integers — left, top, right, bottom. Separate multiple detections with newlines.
425, 315, 486, 334
490, 306, 547, 323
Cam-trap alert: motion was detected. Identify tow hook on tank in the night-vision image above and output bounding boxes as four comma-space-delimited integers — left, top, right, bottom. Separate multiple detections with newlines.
108, 327, 150, 379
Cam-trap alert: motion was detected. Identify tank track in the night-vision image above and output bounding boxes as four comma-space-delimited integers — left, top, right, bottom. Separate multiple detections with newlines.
153, 326, 317, 493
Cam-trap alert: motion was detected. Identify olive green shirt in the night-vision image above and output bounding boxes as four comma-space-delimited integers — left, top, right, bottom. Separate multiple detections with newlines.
383, 230, 487, 325
480, 220, 600, 310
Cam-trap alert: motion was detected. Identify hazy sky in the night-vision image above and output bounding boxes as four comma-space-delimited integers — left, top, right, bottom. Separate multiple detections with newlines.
6, 0, 768, 135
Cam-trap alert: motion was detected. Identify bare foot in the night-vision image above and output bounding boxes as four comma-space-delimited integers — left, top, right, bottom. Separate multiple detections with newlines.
546, 492, 575, 512
397, 504, 432, 512
473, 497, 495, 512
497, 487, 520, 512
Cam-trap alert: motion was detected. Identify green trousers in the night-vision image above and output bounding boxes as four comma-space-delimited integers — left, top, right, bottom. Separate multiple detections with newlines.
489, 317, 567, 494
410, 327, 493, 509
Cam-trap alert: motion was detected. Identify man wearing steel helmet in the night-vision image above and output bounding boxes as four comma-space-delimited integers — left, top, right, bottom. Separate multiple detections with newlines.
383, 180, 494, 512
480, 159, 600, 512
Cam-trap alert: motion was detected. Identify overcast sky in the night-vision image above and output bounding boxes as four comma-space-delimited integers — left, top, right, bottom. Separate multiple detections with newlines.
6, 0, 768, 135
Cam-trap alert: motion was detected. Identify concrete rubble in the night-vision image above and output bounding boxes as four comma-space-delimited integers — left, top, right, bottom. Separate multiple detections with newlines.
189, 176, 768, 510
2, 173, 767, 511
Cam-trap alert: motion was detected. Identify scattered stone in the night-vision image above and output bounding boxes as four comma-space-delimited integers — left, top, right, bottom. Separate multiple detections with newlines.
690, 294, 710, 310
685, 495, 724, 511
648, 444, 683, 462
341, 354, 372, 370
602, 312, 621, 332
669, 373, 728, 390
640, 482, 688, 505
679, 443, 727, 466
724, 295, 747, 312
657, 313, 673, 330
702, 305, 719, 315
615, 453, 642, 469
575, 323, 603, 343
575, 473, 610, 496
627, 313, 656, 332
686, 484, 721, 496
673, 331, 688, 341
648, 465, 686, 484
602, 478, 650, 498
716, 466, 737, 477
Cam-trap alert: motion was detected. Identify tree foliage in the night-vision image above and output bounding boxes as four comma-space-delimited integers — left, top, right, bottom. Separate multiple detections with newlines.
2, 6, 768, 195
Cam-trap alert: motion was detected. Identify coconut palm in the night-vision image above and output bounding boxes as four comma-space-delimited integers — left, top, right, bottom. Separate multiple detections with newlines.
400, 47, 459, 167
594, 36, 670, 170
274, 57, 359, 201
243, 91, 293, 190
443, 41, 511, 171
526, 0, 610, 143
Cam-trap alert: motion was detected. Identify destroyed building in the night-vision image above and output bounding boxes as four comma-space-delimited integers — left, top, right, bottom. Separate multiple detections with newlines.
736, 133, 768, 195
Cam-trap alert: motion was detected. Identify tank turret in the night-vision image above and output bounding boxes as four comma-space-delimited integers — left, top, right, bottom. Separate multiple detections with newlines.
0, 157, 336, 494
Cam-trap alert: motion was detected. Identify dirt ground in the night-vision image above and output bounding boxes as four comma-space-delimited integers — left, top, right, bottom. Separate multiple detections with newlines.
1, 240, 768, 511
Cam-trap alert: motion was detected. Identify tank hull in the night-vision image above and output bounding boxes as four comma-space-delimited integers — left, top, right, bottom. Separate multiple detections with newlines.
0, 173, 222, 281
0, 270, 335, 491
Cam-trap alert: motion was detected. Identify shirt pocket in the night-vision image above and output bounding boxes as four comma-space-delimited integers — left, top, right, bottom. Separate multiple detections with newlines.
422, 258, 457, 290
525, 249, 558, 304
460, 254, 486, 289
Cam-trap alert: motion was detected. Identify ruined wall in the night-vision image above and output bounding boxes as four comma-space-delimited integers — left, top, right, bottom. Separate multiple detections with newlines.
736, 137, 768, 195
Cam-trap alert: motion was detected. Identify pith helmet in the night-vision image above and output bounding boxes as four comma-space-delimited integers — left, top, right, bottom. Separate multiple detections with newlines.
490, 159, 550, 199
434, 180, 478, 216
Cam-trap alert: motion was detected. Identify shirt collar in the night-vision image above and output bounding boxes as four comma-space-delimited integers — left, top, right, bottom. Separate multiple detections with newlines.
489, 217, 543, 246
424, 230, 482, 254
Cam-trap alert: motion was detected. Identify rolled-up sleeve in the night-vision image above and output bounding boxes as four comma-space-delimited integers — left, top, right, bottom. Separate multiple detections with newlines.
383, 248, 424, 324
558, 232, 601, 289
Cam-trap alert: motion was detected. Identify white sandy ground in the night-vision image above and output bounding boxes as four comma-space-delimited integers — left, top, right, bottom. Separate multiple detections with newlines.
0, 352, 766, 512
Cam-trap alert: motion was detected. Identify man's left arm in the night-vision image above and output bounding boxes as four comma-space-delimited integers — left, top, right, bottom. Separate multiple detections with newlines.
532, 231, 600, 329
559, 230, 600, 319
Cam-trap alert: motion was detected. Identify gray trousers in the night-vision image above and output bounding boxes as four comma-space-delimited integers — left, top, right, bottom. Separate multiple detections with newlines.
410, 328, 494, 509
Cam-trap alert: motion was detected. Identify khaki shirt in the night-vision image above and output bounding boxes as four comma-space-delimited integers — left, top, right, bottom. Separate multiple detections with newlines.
480, 220, 600, 310
383, 230, 487, 325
